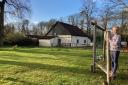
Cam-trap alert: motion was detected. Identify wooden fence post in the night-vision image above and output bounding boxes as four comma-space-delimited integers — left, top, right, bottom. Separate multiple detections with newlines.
106, 31, 110, 85
103, 32, 106, 61
93, 24, 96, 73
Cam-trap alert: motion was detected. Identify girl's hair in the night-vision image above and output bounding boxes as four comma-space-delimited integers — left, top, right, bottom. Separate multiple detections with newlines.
112, 26, 120, 29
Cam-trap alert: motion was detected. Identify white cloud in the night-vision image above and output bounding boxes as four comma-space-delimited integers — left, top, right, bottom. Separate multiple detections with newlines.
33, 21, 38, 24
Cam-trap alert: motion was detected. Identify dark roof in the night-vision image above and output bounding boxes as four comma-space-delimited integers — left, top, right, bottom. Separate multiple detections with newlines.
27, 35, 56, 39
46, 21, 89, 37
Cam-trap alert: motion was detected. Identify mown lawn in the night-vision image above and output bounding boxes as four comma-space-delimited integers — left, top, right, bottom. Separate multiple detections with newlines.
0, 47, 127, 85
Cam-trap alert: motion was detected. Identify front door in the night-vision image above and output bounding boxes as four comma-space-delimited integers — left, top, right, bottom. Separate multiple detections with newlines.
58, 39, 61, 47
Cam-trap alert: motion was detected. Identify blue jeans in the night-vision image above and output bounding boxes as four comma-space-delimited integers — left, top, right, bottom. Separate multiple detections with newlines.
110, 51, 120, 76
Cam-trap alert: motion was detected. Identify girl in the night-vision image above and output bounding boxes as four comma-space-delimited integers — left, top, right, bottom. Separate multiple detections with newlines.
109, 26, 121, 79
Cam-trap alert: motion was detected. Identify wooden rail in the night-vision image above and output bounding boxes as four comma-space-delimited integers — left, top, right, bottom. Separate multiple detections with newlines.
59, 43, 89, 47
91, 21, 106, 31
96, 63, 107, 74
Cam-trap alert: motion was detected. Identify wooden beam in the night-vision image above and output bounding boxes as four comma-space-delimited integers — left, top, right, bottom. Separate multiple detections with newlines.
91, 21, 106, 31
96, 63, 107, 74
96, 25, 106, 31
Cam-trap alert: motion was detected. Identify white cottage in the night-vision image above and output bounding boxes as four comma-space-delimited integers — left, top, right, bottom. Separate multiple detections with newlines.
38, 21, 91, 47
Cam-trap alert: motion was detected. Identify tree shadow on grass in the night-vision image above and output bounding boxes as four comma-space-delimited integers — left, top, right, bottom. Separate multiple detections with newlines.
0, 53, 90, 67
0, 48, 91, 58
0, 49, 92, 68
0, 53, 58, 61
0, 60, 91, 75
16, 49, 92, 58
4, 77, 37, 85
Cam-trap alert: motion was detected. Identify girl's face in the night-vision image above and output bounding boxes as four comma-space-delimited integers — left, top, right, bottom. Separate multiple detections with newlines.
112, 27, 118, 34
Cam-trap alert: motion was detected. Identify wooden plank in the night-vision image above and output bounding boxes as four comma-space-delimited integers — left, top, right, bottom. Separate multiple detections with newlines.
91, 21, 106, 31
96, 25, 106, 31
96, 63, 107, 74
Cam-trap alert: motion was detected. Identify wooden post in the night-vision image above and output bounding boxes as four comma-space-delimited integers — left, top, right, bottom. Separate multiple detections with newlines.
106, 31, 110, 85
93, 24, 96, 73
103, 32, 106, 61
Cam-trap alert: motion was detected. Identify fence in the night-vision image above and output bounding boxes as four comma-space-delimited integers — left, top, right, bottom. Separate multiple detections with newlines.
91, 21, 111, 85
58, 43, 90, 48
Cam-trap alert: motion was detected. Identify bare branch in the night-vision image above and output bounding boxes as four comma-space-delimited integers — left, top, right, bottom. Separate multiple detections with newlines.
5, 0, 31, 19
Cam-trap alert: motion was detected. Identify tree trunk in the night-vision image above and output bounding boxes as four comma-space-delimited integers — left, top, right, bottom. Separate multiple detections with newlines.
0, 2, 5, 46
86, 16, 89, 35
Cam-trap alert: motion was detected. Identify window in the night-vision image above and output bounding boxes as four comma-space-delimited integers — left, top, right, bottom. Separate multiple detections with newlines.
84, 40, 86, 43
77, 39, 79, 44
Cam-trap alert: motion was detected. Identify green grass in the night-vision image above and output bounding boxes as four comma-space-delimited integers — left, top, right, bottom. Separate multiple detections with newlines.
0, 47, 127, 85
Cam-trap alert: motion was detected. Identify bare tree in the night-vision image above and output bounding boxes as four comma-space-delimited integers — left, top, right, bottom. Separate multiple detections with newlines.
119, 8, 128, 41
120, 7, 128, 25
80, 0, 96, 35
21, 19, 30, 35
67, 14, 79, 26
4, 23, 15, 34
37, 21, 47, 35
100, 0, 128, 41
36, 19, 56, 36
109, 0, 128, 7
96, 0, 124, 29
32, 24, 38, 35
68, 15, 75, 25
46, 19, 56, 32
0, 0, 31, 46
79, 19, 84, 29
99, 5, 116, 29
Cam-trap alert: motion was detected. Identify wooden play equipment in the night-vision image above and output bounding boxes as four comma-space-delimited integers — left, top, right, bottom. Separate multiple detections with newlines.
91, 21, 111, 85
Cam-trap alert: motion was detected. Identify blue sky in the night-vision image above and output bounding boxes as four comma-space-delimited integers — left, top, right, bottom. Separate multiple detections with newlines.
30, 0, 103, 23
30, 0, 83, 23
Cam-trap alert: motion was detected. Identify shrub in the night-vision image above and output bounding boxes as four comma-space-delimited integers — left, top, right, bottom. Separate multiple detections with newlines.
15, 37, 38, 46
4, 32, 38, 46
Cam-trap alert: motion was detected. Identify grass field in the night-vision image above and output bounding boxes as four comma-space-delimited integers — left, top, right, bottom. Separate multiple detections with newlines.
0, 47, 127, 85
